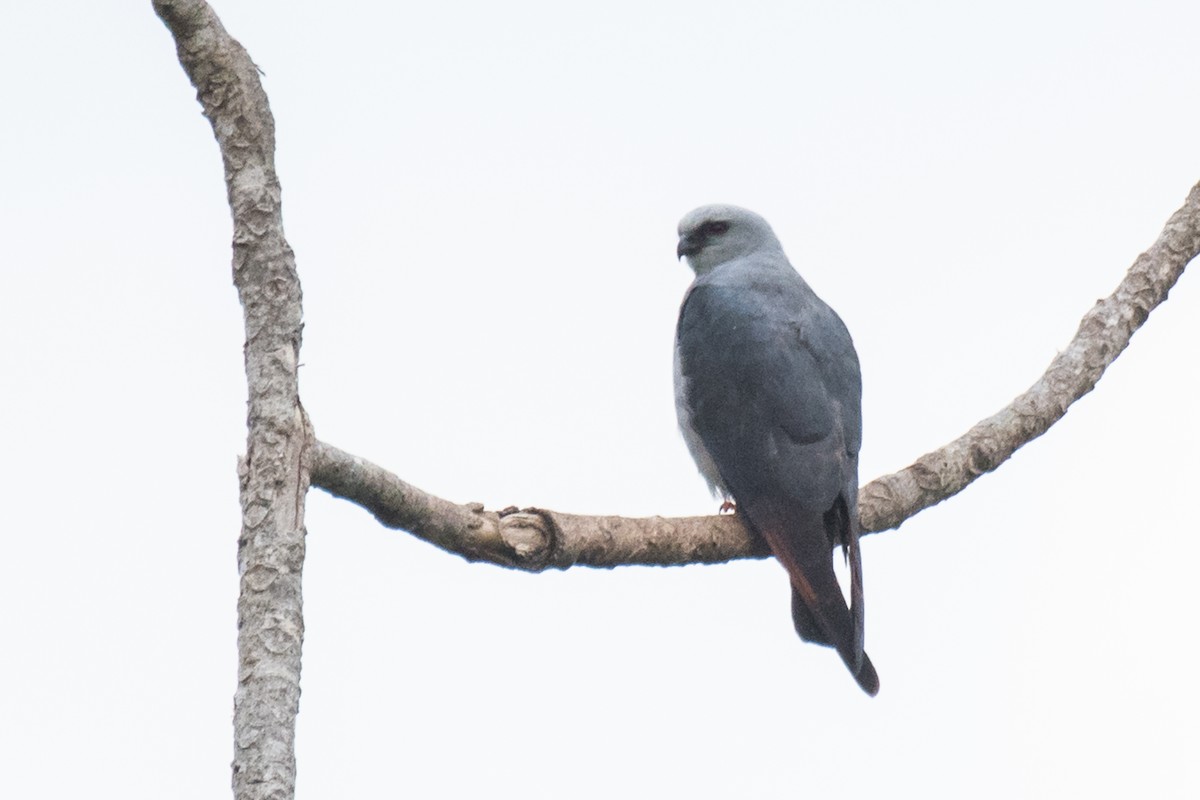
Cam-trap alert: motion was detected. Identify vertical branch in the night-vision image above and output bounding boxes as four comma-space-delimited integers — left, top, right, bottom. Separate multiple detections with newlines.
153, 3, 308, 799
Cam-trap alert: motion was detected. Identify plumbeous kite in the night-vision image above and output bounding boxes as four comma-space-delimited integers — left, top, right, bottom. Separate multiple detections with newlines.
674, 204, 879, 695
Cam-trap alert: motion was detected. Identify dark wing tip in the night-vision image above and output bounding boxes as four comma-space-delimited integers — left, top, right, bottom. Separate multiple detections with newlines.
854, 654, 880, 697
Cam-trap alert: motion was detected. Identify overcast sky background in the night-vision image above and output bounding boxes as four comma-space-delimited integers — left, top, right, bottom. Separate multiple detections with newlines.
2, 2, 1198, 798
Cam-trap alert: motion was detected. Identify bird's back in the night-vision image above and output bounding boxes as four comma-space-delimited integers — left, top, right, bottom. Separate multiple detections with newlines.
676, 256, 861, 513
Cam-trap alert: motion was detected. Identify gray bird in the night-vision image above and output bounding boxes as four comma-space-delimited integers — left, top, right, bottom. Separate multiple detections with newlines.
674, 204, 879, 696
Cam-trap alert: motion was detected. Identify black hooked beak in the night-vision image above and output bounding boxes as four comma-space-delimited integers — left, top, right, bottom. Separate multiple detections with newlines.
677, 233, 703, 260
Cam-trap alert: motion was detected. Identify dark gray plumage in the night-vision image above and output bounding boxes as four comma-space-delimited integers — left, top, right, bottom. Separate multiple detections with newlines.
674, 204, 878, 695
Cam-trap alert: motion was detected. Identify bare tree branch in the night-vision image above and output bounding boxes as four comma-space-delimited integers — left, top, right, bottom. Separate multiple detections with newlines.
153, 3, 308, 800
859, 185, 1199, 531
313, 181, 1197, 567
312, 441, 770, 570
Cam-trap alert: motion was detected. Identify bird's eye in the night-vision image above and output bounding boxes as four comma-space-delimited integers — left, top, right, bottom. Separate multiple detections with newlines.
702, 221, 730, 236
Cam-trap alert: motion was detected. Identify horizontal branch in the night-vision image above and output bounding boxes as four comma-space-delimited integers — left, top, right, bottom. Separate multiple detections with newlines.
312, 179, 1198, 570
311, 441, 771, 569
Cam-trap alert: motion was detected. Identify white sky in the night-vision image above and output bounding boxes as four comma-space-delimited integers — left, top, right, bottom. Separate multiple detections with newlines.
2, 2, 1198, 798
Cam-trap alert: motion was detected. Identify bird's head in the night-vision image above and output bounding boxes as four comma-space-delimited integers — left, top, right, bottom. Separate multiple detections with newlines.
676, 204, 783, 275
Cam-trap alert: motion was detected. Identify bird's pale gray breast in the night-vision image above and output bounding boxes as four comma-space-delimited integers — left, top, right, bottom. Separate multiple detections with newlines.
674, 339, 729, 499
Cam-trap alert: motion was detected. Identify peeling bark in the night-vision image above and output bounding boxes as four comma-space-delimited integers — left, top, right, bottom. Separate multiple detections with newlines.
153, 3, 308, 800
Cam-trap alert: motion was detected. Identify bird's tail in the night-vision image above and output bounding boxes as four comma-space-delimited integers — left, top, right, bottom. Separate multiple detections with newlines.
744, 497, 879, 696
792, 587, 879, 696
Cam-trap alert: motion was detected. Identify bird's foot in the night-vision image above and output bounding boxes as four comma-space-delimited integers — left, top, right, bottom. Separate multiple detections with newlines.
719, 499, 737, 514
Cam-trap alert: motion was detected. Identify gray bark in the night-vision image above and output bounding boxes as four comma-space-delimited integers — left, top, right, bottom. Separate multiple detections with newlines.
153, 3, 309, 799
